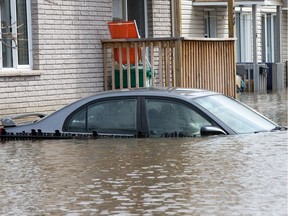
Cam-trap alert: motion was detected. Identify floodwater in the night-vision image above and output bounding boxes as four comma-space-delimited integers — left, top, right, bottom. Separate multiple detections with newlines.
0, 90, 287, 216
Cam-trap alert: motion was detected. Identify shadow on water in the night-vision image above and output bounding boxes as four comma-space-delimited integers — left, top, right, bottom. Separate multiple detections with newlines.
0, 90, 287, 215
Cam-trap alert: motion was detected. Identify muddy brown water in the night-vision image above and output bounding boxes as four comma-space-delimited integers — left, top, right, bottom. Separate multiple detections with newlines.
0, 90, 287, 215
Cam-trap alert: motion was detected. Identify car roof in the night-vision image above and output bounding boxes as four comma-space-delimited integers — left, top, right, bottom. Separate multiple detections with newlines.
80, 87, 220, 102
20, 87, 219, 129
48, 87, 220, 118
61, 87, 221, 111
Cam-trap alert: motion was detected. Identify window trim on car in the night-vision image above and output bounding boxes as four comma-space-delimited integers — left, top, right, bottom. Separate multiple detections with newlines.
62, 96, 141, 136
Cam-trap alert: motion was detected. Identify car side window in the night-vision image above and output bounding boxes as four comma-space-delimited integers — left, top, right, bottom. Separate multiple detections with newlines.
145, 99, 212, 137
66, 99, 137, 134
66, 107, 87, 132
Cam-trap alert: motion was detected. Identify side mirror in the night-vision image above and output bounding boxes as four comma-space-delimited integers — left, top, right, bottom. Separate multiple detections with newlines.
200, 126, 227, 136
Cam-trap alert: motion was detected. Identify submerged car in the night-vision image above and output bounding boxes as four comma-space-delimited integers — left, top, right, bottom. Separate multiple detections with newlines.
0, 87, 286, 139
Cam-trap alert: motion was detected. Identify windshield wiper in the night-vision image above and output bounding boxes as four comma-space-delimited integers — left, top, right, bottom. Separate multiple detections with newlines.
271, 126, 287, 132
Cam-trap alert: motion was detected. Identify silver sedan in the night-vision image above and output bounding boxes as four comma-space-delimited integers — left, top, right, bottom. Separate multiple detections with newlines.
0, 87, 285, 139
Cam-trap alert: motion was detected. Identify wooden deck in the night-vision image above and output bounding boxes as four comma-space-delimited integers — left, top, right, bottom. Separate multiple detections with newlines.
102, 37, 236, 98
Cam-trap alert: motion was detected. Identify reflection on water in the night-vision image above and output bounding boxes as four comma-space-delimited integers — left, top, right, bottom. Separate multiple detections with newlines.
0, 91, 287, 215
237, 89, 288, 126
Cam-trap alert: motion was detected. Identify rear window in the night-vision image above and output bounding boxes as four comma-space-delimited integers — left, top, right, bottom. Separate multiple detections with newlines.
65, 99, 137, 134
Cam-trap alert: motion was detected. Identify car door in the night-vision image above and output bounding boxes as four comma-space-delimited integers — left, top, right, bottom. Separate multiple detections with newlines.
143, 97, 214, 137
63, 97, 140, 137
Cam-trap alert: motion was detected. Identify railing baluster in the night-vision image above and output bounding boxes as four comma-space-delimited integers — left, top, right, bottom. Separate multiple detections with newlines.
127, 43, 131, 88
135, 42, 139, 88
119, 44, 123, 89
103, 44, 108, 91
172, 43, 176, 87
111, 46, 115, 90
159, 42, 163, 87
165, 44, 170, 87
142, 42, 147, 87
150, 42, 155, 87
102, 37, 236, 98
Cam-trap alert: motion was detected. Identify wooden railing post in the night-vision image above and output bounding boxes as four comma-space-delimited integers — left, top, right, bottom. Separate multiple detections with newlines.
101, 37, 235, 97
103, 43, 108, 91
150, 42, 155, 87
111, 47, 115, 90
134, 42, 139, 88
175, 38, 182, 87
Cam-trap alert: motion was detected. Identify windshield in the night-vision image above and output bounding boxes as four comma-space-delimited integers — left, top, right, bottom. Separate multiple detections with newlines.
194, 95, 277, 134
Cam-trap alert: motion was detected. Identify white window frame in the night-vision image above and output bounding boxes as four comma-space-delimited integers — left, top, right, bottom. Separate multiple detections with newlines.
236, 12, 252, 62
112, 0, 148, 38
204, 10, 217, 38
0, 0, 32, 70
262, 13, 275, 62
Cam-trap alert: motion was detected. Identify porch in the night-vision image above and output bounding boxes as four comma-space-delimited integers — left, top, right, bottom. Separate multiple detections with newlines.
102, 37, 236, 98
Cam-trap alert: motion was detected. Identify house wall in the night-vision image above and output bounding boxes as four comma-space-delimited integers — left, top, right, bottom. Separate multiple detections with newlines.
150, 0, 172, 37
216, 8, 229, 38
181, 0, 229, 38
0, 0, 174, 117
0, 0, 112, 117
181, 1, 287, 88
181, 0, 204, 37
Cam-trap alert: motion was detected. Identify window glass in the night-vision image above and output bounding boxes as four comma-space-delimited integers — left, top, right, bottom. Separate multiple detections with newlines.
204, 11, 216, 38
112, 0, 147, 38
16, 0, 29, 65
1, 0, 13, 67
262, 14, 275, 62
194, 95, 276, 134
66, 107, 87, 132
235, 13, 251, 62
146, 99, 212, 137
0, 0, 30, 69
66, 99, 137, 134
112, 0, 126, 21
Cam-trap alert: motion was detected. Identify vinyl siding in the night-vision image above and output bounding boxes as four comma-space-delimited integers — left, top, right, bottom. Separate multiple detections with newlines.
181, 0, 204, 37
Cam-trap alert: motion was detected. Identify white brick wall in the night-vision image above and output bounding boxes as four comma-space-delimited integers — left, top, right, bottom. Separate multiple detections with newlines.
151, 0, 172, 37
0, 0, 112, 117
0, 0, 175, 118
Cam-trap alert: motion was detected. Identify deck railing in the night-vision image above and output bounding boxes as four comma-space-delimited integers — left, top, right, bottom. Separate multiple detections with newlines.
102, 37, 236, 97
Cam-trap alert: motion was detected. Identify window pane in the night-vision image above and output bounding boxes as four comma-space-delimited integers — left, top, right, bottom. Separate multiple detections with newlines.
66, 108, 87, 132
146, 99, 212, 137
112, 0, 126, 21
1, 0, 13, 67
87, 99, 137, 134
127, 0, 145, 38
16, 0, 29, 65
194, 95, 276, 134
